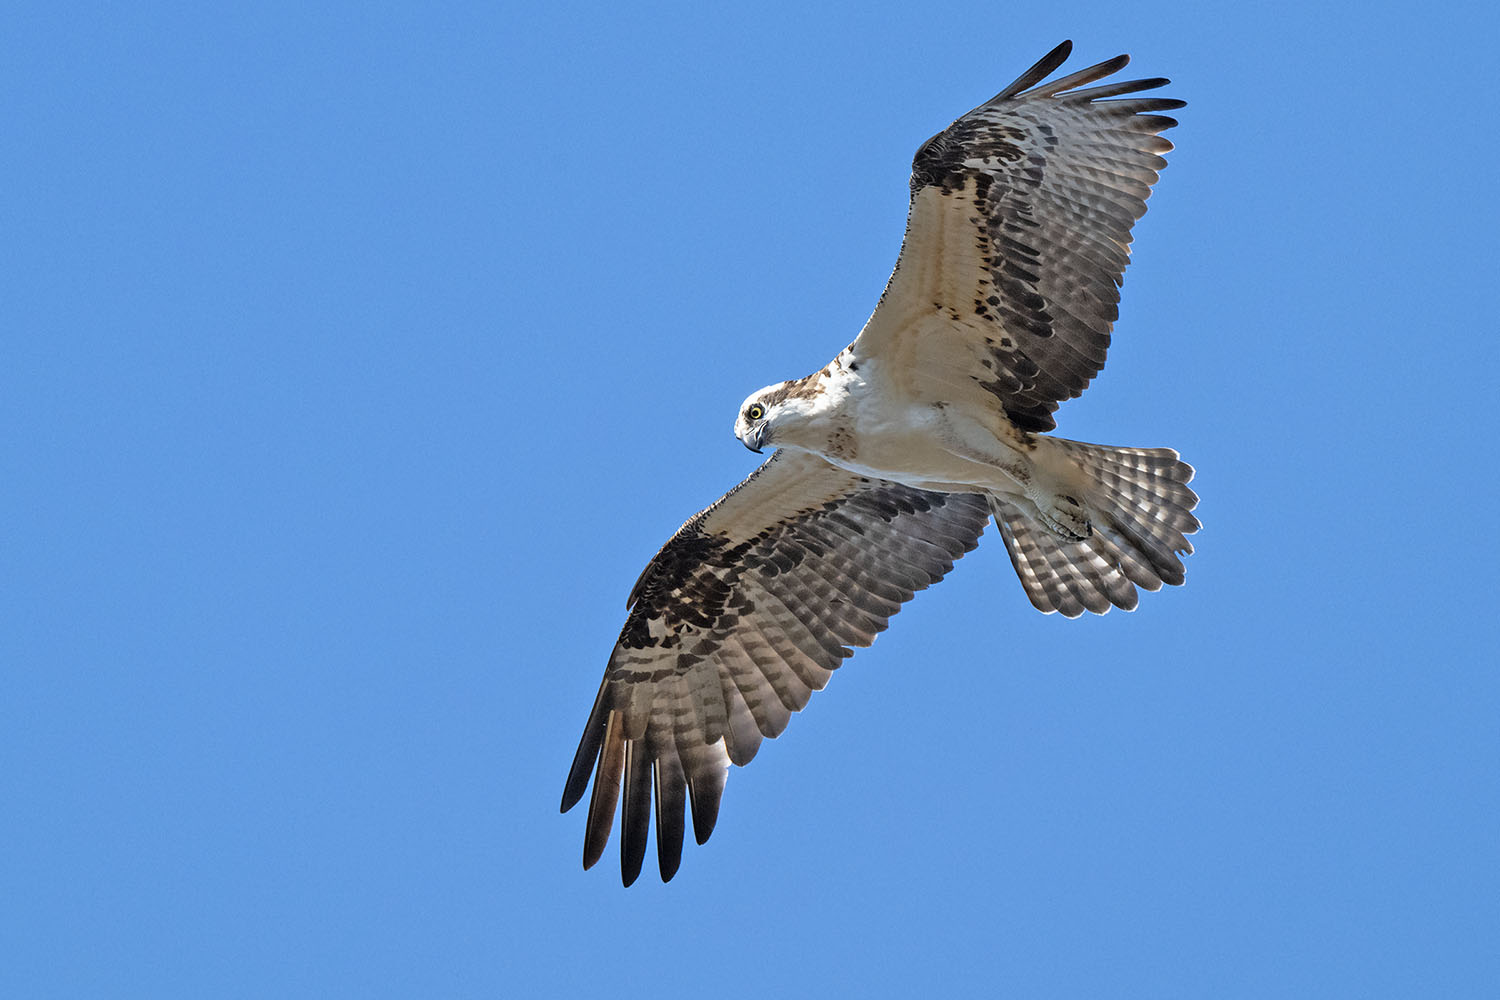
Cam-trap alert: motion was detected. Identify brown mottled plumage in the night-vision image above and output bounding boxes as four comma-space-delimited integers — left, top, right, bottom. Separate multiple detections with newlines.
561, 453, 989, 885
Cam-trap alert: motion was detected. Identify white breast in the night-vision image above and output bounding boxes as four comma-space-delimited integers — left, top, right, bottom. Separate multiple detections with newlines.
796, 360, 1032, 495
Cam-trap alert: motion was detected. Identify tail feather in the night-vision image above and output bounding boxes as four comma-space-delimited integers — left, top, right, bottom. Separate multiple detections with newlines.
993, 439, 1199, 617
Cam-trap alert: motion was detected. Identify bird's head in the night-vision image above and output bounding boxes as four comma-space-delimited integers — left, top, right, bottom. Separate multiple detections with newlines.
733, 385, 779, 454
734, 382, 797, 454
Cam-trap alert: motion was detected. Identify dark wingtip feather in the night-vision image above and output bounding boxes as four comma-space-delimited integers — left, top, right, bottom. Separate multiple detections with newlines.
654, 753, 686, 882
1106, 97, 1186, 113
619, 741, 652, 887
1033, 53, 1131, 97
582, 714, 624, 870
657, 845, 682, 883
1133, 114, 1182, 133
687, 762, 727, 845
995, 40, 1073, 101
561, 680, 610, 813
1066, 77, 1176, 102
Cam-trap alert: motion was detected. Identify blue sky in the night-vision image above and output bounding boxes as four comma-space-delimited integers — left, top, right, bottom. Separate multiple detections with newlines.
4, 2, 1497, 996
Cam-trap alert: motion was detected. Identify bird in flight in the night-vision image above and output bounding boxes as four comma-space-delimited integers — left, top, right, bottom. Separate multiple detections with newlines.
562, 40, 1199, 885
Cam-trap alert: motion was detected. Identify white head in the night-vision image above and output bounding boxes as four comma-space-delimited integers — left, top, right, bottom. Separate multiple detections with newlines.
733, 381, 816, 454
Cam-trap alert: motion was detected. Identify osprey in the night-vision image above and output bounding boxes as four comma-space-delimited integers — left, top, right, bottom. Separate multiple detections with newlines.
563, 41, 1199, 885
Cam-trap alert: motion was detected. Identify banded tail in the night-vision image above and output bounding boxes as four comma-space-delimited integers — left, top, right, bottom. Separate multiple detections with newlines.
991, 438, 1199, 617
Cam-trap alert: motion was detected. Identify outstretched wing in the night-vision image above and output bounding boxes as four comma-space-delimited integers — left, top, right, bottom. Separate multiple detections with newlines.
561, 451, 990, 885
852, 40, 1184, 432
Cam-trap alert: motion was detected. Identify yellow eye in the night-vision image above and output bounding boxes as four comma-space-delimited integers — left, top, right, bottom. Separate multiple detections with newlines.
746, 404, 765, 421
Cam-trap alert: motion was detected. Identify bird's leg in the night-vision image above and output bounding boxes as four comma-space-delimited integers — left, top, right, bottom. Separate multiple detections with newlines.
931, 407, 1092, 540
929, 405, 1032, 482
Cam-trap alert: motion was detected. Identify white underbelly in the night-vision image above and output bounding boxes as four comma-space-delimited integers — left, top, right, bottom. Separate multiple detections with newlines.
844, 434, 964, 478
814, 412, 1031, 496
776, 362, 1037, 496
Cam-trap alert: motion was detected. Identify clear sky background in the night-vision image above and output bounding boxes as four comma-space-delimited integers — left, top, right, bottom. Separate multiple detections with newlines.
4, 2, 1497, 997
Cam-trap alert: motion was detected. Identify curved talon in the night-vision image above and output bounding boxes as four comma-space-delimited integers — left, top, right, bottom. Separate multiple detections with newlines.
1035, 492, 1093, 540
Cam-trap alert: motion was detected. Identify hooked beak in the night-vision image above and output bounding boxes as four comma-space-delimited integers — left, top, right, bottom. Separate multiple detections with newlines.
745, 423, 768, 454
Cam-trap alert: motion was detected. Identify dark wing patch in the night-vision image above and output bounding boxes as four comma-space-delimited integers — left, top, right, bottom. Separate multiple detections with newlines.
855, 40, 1184, 431
561, 451, 990, 885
